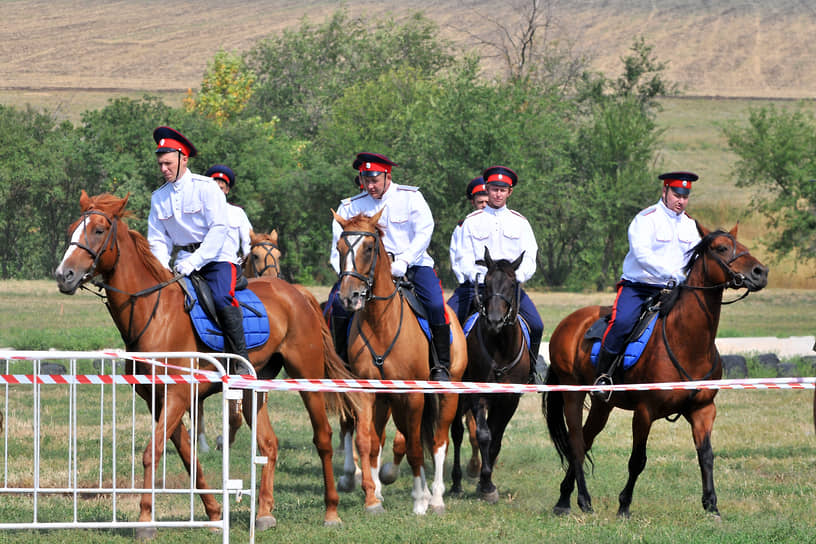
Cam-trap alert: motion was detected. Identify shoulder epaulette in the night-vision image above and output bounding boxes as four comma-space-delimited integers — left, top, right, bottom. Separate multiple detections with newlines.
465, 209, 484, 219
641, 208, 657, 216
152, 182, 171, 195
396, 185, 418, 192
350, 192, 368, 202
191, 173, 212, 183
510, 209, 527, 220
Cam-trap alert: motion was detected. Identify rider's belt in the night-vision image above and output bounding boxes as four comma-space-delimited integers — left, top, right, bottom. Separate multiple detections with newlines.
173, 243, 201, 253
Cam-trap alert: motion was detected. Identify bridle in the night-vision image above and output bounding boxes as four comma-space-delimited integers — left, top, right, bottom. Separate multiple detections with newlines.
248, 240, 281, 278
337, 228, 402, 377
473, 270, 526, 380
69, 208, 183, 349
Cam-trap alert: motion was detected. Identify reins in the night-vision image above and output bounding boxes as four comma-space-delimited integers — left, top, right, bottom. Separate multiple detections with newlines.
72, 208, 185, 349
474, 272, 527, 380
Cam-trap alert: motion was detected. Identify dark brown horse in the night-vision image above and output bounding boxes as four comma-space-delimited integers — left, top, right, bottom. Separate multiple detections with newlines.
333, 210, 467, 514
544, 223, 768, 519
452, 247, 531, 502
54, 191, 362, 537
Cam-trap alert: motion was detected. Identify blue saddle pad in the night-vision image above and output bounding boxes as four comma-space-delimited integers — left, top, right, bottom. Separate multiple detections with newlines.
590, 314, 658, 371
184, 278, 270, 352
462, 313, 531, 349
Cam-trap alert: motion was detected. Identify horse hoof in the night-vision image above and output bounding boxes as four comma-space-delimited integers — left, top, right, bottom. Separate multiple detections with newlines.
553, 505, 571, 516
430, 504, 446, 515
365, 503, 386, 515
324, 518, 343, 527
379, 462, 399, 485
450, 485, 463, 495
215, 435, 224, 451
255, 514, 277, 531
135, 527, 157, 541
479, 489, 499, 504
338, 475, 356, 493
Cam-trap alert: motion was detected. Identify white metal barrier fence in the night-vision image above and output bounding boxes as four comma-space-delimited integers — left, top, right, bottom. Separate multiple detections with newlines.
0, 351, 259, 543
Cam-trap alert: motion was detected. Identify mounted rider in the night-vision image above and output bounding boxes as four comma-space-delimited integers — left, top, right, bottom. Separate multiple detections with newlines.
205, 164, 254, 262
327, 152, 453, 381
593, 171, 702, 398
146, 127, 248, 363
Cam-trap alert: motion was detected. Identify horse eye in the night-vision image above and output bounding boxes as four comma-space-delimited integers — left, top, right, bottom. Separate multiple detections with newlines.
714, 245, 728, 254
95, 228, 105, 236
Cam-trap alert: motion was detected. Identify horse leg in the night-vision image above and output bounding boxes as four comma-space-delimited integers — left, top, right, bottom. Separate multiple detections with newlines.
472, 395, 498, 502
353, 395, 383, 513
298, 390, 342, 526
429, 391, 459, 514
379, 429, 405, 485
617, 406, 653, 519
215, 397, 244, 451
137, 394, 220, 539
479, 394, 521, 504
337, 412, 361, 492
562, 391, 596, 514
465, 410, 481, 478
392, 393, 430, 515
450, 402, 465, 494
686, 402, 720, 518
241, 390, 279, 531
194, 396, 210, 454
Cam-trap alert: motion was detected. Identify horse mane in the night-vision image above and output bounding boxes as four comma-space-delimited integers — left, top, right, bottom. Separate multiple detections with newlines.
683, 229, 729, 277
128, 230, 174, 282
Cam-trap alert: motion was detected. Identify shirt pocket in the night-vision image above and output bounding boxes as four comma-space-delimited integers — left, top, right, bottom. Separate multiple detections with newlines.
678, 221, 698, 243
501, 223, 521, 241
154, 199, 175, 221
654, 222, 673, 243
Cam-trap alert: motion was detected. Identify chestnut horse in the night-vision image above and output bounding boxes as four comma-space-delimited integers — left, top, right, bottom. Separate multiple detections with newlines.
54, 191, 362, 537
544, 223, 768, 519
244, 230, 282, 279
333, 210, 467, 514
452, 247, 530, 502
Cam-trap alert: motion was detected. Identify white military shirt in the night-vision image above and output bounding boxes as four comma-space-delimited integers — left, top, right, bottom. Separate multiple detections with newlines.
621, 199, 701, 285
330, 182, 435, 274
458, 205, 538, 283
227, 203, 253, 258
449, 222, 466, 284
147, 168, 238, 270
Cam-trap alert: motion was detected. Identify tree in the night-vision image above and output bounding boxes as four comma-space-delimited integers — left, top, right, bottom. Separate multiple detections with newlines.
184, 50, 257, 126
724, 103, 816, 266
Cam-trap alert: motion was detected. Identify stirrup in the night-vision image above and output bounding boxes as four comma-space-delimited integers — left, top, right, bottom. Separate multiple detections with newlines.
591, 374, 613, 402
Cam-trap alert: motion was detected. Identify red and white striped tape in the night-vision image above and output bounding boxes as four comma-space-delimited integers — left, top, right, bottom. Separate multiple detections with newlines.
0, 374, 813, 393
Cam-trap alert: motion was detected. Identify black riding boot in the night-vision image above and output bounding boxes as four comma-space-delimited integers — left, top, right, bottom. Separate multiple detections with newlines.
591, 347, 617, 400
529, 339, 544, 384
217, 305, 249, 370
331, 315, 351, 364
430, 323, 452, 381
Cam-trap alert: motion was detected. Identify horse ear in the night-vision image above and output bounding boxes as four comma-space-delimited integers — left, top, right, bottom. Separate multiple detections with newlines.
371, 208, 385, 225
695, 220, 710, 239
114, 193, 130, 216
270, 229, 278, 243
332, 209, 348, 228
483, 246, 493, 268
79, 190, 91, 211
729, 222, 739, 238
511, 251, 525, 270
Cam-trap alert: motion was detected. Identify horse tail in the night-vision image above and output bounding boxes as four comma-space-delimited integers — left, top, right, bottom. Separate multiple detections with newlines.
542, 370, 572, 468
422, 393, 439, 453
319, 319, 367, 420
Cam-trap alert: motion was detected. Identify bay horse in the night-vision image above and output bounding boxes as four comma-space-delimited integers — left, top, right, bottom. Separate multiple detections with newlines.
452, 247, 531, 502
54, 191, 363, 537
544, 223, 768, 519
332, 209, 468, 515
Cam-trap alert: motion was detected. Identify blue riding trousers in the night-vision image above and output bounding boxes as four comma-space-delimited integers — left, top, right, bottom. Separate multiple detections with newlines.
197, 261, 239, 309
601, 280, 664, 354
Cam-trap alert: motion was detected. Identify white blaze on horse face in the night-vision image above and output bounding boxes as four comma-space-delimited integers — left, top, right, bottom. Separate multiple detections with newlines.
341, 234, 365, 273
57, 220, 89, 269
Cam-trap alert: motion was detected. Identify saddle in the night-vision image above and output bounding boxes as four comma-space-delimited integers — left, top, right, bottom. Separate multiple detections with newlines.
585, 287, 678, 373
180, 273, 269, 352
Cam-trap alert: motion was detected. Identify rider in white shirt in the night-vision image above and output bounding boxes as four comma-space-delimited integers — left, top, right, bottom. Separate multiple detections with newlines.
448, 176, 488, 323
456, 166, 544, 380
328, 152, 453, 381
146, 127, 247, 362
594, 171, 702, 397
205, 164, 253, 261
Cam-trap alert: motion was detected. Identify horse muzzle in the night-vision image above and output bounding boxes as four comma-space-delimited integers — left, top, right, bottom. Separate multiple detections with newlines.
737, 263, 769, 291
54, 264, 86, 295
339, 290, 367, 313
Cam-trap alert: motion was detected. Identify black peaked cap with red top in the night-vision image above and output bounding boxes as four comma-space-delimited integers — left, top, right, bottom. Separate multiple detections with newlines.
153, 126, 197, 158
466, 176, 487, 199
482, 165, 518, 188
353, 152, 399, 176
658, 171, 698, 195
205, 164, 235, 188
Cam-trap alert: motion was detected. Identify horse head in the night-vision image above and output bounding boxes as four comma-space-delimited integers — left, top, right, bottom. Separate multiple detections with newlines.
332, 209, 387, 312
475, 247, 523, 335
246, 229, 281, 278
55, 190, 130, 294
685, 222, 768, 292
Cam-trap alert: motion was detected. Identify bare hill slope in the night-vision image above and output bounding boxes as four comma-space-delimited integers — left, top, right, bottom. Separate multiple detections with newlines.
3, 0, 815, 100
